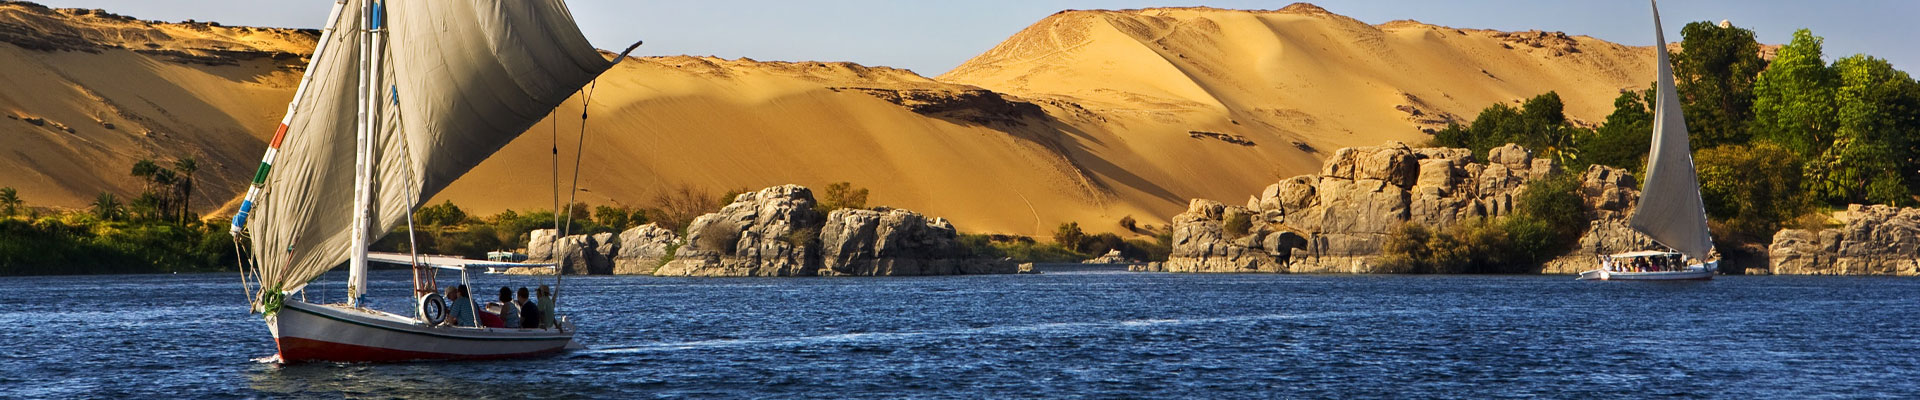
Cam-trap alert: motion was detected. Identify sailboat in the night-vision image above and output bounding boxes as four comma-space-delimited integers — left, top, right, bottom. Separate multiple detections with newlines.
227, 0, 636, 362
1578, 0, 1717, 281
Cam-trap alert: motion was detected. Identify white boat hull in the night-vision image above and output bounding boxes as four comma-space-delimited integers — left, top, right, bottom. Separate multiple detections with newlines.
268, 300, 574, 363
1578, 261, 1717, 281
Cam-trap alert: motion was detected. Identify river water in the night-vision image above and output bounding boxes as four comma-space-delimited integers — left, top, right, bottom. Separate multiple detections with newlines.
3, 269, 1916, 399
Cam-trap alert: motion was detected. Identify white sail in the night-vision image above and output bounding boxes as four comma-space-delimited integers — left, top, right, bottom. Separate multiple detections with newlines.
245, 0, 618, 296
1626, 0, 1715, 260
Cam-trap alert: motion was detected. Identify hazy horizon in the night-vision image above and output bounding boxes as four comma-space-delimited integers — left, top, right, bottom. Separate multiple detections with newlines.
29, 0, 1920, 77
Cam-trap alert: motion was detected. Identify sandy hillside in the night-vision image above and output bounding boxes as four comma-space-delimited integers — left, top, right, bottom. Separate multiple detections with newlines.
1, 2, 1660, 237
0, 2, 309, 213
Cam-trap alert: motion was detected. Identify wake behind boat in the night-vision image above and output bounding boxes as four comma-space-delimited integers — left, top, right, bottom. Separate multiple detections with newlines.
228, 0, 637, 363
1578, 0, 1719, 281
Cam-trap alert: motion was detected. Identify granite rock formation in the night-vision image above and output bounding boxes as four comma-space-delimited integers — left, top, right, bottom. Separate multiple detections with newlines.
526, 229, 614, 275
648, 185, 1011, 277
1768, 205, 1920, 276
1165, 142, 1582, 273
612, 223, 679, 275
1538, 165, 1661, 274
653, 185, 823, 277
817, 207, 1012, 276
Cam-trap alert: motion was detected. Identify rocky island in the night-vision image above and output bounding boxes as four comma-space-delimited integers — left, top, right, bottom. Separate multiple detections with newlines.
528, 185, 1014, 277
1156, 141, 1659, 274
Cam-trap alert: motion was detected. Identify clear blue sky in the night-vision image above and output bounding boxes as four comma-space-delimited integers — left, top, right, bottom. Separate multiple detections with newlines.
38, 0, 1920, 77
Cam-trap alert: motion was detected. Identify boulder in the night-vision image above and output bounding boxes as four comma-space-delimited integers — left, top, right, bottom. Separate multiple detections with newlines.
1164, 199, 1285, 273
1084, 249, 1134, 264
1415, 158, 1459, 189
817, 207, 1010, 276
526, 228, 612, 275
1303, 178, 1408, 235
527, 229, 559, 261
654, 185, 822, 277
1167, 142, 1585, 274
1412, 147, 1472, 162
1767, 205, 1920, 275
554, 234, 612, 275
1321, 142, 1418, 188
1273, 175, 1317, 211
1489, 143, 1532, 169
1767, 229, 1824, 275
612, 223, 678, 275
1528, 158, 1561, 181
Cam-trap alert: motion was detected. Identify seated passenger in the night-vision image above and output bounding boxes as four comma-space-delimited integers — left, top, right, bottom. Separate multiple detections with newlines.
537, 285, 556, 329
497, 286, 521, 328
517, 287, 542, 329
447, 285, 476, 327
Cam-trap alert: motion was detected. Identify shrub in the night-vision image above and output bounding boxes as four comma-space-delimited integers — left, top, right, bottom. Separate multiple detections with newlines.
959, 233, 1084, 263
1222, 211, 1251, 239
816, 182, 869, 214
1051, 222, 1085, 252
1376, 172, 1584, 274
695, 221, 741, 253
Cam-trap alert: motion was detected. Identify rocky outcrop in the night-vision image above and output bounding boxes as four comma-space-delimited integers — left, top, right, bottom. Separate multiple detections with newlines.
651, 184, 1010, 277
833, 87, 1043, 126
1083, 249, 1136, 264
1538, 165, 1659, 274
1767, 205, 1920, 276
1163, 199, 1294, 273
612, 223, 678, 275
817, 207, 1013, 276
526, 229, 613, 275
654, 185, 822, 277
1165, 142, 1566, 273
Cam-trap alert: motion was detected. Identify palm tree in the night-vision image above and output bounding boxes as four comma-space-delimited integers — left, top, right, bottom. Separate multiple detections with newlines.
92, 192, 124, 221
149, 167, 178, 222
0, 187, 20, 217
173, 157, 197, 224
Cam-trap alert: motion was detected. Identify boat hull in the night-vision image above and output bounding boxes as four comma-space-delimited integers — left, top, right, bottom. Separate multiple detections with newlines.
1578, 261, 1717, 281
268, 300, 574, 363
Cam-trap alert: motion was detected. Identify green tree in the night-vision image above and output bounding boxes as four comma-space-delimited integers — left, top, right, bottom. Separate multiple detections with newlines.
593, 205, 633, 230
1431, 92, 1577, 163
1674, 21, 1768, 148
128, 159, 180, 222
414, 200, 468, 226
172, 157, 196, 225
91, 192, 124, 221
1822, 55, 1920, 204
816, 182, 870, 214
1579, 88, 1657, 172
0, 187, 19, 217
1052, 222, 1085, 253
1696, 143, 1807, 241
1751, 29, 1838, 158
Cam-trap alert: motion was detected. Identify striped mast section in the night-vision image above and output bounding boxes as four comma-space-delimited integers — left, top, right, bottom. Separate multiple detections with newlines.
230, 0, 353, 236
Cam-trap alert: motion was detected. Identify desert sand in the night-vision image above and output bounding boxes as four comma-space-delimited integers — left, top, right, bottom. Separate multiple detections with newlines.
0, 3, 1657, 237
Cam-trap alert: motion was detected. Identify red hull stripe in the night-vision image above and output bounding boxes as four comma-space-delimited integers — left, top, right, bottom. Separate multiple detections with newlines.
275, 336, 565, 363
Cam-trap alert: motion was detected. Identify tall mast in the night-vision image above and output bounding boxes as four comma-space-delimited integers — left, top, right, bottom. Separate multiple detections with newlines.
347, 0, 382, 307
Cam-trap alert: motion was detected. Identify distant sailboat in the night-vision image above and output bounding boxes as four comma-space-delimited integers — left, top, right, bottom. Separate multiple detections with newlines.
1579, 0, 1717, 281
228, 0, 635, 362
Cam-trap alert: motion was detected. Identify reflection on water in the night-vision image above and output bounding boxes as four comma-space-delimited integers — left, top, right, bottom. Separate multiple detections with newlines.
4, 271, 1919, 398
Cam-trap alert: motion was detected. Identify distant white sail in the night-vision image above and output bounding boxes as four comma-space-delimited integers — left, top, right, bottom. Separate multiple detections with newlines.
246, 0, 617, 294
1627, 0, 1715, 260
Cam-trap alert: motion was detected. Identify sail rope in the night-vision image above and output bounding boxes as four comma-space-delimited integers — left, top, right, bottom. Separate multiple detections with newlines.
547, 80, 602, 331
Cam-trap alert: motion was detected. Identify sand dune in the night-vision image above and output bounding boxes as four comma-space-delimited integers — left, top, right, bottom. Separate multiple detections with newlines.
0, 2, 306, 213
0, 3, 1658, 237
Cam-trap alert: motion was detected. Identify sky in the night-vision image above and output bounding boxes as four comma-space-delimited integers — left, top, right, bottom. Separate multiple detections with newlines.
36, 0, 1920, 77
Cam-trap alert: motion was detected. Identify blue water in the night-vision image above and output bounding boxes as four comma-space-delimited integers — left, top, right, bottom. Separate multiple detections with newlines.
3, 270, 1917, 399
